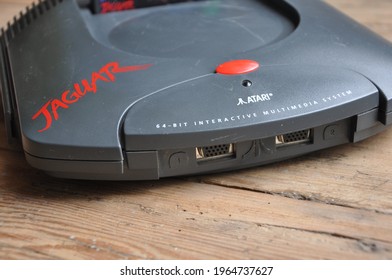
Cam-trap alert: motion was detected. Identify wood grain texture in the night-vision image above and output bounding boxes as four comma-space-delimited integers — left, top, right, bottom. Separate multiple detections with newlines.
0, 0, 392, 260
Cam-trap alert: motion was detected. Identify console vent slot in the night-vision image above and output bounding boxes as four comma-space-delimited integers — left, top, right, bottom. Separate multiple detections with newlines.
0, 29, 18, 141
0, 0, 65, 142
4, 0, 64, 41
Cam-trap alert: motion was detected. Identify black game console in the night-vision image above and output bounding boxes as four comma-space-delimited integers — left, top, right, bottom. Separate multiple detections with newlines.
1, 0, 392, 180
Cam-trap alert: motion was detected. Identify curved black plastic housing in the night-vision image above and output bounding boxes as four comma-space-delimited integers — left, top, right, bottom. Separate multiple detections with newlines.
0, 0, 391, 180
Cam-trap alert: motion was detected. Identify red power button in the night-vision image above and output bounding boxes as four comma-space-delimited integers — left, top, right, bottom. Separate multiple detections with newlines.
216, 60, 260, 75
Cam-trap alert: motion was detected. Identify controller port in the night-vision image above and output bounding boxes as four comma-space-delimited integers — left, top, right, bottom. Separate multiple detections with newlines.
276, 129, 312, 146
196, 144, 235, 162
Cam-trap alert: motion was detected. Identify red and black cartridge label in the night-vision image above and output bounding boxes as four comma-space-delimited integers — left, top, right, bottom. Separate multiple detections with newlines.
96, 0, 204, 14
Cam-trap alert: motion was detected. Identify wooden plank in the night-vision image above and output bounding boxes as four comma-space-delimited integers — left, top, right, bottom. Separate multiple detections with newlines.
1, 176, 392, 259
0, 3, 27, 29
0, 0, 33, 4
327, 0, 392, 41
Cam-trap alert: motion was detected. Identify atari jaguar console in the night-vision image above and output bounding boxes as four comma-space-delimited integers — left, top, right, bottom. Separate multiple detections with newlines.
1, 0, 392, 180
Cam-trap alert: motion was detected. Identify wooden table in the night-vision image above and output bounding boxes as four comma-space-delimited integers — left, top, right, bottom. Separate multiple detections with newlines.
0, 0, 392, 260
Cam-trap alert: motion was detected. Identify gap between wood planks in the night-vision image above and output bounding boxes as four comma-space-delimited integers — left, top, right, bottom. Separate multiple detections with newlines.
188, 176, 392, 215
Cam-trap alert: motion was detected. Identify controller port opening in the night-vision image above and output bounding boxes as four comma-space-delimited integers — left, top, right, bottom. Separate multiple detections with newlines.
196, 144, 235, 162
276, 129, 313, 147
